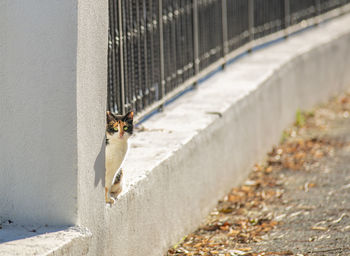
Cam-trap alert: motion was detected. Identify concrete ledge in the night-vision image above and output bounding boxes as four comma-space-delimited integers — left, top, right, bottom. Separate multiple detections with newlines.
99, 13, 350, 256
0, 224, 91, 256
3, 12, 350, 256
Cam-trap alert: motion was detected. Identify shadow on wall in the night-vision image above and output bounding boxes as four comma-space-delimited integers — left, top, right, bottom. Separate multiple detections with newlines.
94, 138, 105, 188
0, 224, 67, 243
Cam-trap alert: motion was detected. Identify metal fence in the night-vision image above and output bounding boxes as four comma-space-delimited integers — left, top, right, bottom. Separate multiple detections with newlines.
108, 0, 350, 121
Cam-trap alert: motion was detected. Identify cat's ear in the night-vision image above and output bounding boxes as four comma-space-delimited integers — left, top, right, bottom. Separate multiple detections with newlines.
123, 111, 134, 122
106, 111, 116, 124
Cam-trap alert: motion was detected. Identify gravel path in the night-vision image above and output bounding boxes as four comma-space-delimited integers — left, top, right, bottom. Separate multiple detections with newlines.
167, 92, 350, 256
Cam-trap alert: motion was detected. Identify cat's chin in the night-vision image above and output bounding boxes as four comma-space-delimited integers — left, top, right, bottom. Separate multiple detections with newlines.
120, 134, 131, 140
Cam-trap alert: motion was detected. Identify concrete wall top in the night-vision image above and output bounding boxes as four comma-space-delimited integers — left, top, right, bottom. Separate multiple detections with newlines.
80, 12, 350, 256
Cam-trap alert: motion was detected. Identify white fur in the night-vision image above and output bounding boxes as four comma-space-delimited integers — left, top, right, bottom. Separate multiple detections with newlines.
105, 129, 130, 194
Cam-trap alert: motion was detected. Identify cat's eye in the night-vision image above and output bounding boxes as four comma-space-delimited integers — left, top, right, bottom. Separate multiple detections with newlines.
123, 126, 128, 131
113, 127, 118, 132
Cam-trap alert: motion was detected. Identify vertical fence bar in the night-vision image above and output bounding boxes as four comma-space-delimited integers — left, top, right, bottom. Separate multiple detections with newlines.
341, 0, 347, 14
118, 0, 125, 115
169, 2, 177, 92
159, 0, 165, 110
141, 0, 148, 108
221, 0, 228, 68
315, 0, 321, 25
135, 0, 143, 112
193, 0, 199, 86
107, 0, 114, 112
248, 0, 254, 52
284, 0, 290, 38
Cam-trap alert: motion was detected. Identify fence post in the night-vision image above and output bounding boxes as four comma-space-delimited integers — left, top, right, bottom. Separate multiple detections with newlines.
221, 0, 228, 69
118, 0, 125, 115
193, 0, 199, 87
158, 0, 165, 110
248, 0, 254, 52
284, 0, 290, 38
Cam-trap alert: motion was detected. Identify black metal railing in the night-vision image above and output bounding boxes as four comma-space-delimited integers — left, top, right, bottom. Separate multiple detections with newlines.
108, 0, 350, 120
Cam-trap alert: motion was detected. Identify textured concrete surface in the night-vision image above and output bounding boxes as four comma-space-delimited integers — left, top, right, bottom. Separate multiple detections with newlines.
247, 98, 350, 255
75, 0, 109, 255
1, 6, 350, 256
0, 0, 78, 225
164, 91, 350, 256
0, 224, 91, 256
94, 13, 350, 256
0, 0, 108, 254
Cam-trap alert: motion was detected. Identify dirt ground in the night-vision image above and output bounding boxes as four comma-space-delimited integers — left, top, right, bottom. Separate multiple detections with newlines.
166, 92, 350, 256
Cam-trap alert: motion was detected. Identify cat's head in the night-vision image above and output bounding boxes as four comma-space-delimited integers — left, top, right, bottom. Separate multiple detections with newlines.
106, 111, 134, 140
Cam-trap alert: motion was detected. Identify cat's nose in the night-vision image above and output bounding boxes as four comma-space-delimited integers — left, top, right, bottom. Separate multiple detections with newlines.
119, 131, 124, 138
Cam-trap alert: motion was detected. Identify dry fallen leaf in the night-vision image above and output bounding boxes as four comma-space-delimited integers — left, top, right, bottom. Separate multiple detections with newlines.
167, 94, 348, 256
311, 226, 327, 231
237, 247, 252, 252
258, 251, 293, 255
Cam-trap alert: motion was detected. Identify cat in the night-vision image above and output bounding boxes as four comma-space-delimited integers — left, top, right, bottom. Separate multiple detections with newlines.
105, 111, 134, 204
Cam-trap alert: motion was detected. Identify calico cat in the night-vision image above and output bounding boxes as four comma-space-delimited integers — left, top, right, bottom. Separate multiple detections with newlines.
105, 111, 134, 204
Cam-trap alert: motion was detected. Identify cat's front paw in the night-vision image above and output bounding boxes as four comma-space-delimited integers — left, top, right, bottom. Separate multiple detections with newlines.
105, 197, 115, 204
105, 187, 115, 204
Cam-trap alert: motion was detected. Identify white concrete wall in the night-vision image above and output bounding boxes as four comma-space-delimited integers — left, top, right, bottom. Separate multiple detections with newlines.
84, 13, 350, 256
1, 2, 350, 255
75, 0, 109, 253
0, 1, 78, 225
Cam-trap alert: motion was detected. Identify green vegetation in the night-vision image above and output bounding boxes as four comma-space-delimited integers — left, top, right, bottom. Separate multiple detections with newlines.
295, 109, 306, 127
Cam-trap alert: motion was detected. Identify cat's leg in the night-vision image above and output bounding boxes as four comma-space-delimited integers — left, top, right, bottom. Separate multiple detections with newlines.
111, 169, 123, 197
105, 187, 113, 204
105, 167, 117, 204
105, 187, 115, 204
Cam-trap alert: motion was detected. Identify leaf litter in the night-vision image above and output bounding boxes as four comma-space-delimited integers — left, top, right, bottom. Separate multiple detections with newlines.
167, 92, 350, 256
